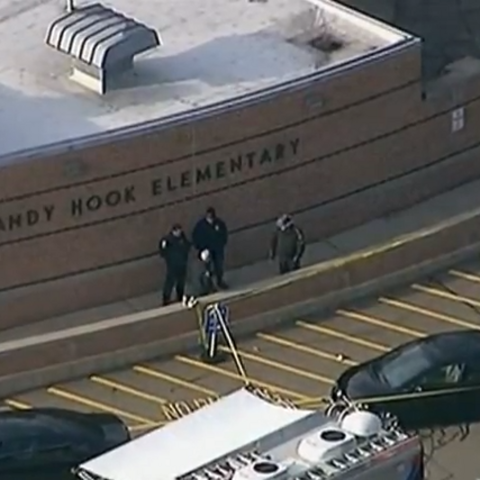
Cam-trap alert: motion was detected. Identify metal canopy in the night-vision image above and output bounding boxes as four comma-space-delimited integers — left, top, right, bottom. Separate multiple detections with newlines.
45, 3, 161, 69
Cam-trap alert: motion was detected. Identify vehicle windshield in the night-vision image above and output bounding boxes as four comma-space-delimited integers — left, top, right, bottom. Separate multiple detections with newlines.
377, 344, 433, 389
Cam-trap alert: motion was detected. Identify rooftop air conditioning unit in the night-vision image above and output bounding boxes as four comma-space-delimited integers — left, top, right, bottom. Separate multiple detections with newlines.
340, 411, 383, 438
297, 425, 356, 463
232, 457, 289, 480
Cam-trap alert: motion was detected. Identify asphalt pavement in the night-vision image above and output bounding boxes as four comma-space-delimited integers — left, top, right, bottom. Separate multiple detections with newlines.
5, 261, 480, 480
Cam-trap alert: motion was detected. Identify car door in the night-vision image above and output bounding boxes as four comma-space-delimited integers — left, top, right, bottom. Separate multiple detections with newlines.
28, 430, 79, 470
0, 441, 19, 473
448, 361, 480, 424
0, 435, 36, 472
366, 362, 468, 430
403, 362, 469, 429
29, 443, 77, 469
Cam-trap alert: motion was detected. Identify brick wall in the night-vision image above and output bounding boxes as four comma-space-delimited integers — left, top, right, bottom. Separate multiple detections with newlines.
1, 41, 479, 327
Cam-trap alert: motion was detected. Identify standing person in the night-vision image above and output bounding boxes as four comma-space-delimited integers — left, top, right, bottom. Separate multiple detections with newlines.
182, 249, 216, 306
159, 223, 191, 306
192, 207, 229, 289
269, 214, 306, 274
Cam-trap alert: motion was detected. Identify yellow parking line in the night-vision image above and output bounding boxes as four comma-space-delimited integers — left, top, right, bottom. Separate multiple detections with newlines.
296, 321, 389, 352
379, 297, 480, 330
412, 284, 480, 309
133, 365, 218, 398
257, 333, 358, 366
129, 422, 168, 432
219, 346, 335, 385
175, 355, 312, 400
90, 375, 167, 404
337, 309, 426, 338
47, 387, 157, 426
295, 396, 330, 407
5, 399, 31, 409
450, 269, 480, 283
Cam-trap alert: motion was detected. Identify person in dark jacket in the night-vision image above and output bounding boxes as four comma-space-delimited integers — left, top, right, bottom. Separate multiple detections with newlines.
192, 207, 229, 289
183, 249, 216, 303
269, 214, 306, 274
159, 223, 191, 305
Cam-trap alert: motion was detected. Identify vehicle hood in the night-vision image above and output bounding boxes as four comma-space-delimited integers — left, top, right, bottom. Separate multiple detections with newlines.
338, 366, 392, 400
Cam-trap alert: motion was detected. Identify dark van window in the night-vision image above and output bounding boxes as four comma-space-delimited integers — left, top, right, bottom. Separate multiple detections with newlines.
465, 364, 480, 383
378, 344, 433, 389
419, 363, 466, 388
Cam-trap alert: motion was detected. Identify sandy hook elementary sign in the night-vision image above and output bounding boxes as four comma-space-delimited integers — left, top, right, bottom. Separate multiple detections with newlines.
0, 138, 300, 234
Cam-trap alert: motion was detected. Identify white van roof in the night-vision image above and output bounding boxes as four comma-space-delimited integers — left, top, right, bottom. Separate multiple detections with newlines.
76, 388, 314, 480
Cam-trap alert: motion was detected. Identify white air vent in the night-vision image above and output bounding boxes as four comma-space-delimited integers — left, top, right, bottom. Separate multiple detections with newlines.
341, 411, 382, 438
232, 458, 289, 480
297, 425, 356, 463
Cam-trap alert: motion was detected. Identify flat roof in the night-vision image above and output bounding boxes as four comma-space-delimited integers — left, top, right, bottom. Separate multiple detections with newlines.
0, 0, 411, 159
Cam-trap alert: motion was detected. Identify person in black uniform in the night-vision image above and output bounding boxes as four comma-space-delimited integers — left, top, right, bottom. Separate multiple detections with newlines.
159, 223, 191, 305
182, 249, 216, 305
192, 207, 229, 289
269, 214, 306, 274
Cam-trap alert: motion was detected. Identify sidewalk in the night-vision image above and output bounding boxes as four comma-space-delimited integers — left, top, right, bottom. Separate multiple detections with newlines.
2, 178, 480, 343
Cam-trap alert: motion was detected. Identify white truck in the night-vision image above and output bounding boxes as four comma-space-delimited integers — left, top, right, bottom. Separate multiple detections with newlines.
73, 387, 424, 480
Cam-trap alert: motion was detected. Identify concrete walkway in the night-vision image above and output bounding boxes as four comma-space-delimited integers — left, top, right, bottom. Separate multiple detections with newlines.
2, 178, 480, 342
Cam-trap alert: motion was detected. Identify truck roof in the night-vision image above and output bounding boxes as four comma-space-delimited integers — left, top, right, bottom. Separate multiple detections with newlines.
75, 388, 315, 480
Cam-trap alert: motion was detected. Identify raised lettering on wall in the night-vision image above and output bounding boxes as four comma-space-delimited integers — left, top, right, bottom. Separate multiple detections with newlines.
0, 138, 301, 241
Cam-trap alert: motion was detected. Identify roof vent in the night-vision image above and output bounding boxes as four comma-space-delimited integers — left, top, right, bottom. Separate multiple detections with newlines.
45, 3, 162, 94
320, 430, 347, 442
297, 426, 356, 463
232, 458, 289, 480
341, 411, 383, 438
253, 462, 281, 474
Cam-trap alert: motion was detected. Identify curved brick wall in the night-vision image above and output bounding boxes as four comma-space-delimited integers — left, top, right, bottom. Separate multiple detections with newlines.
1, 39, 480, 327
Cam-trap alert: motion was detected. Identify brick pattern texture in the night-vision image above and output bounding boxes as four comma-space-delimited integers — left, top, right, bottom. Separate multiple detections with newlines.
0, 42, 479, 327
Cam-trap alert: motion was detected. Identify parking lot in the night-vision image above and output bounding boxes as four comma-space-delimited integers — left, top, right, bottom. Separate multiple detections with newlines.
5, 262, 480, 480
